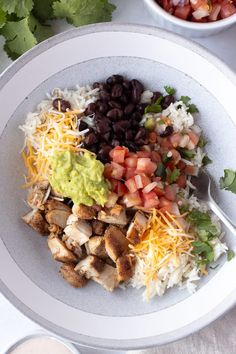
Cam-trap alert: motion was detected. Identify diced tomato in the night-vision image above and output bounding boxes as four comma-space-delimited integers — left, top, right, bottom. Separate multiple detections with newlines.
123, 191, 142, 208
125, 167, 136, 180
109, 146, 128, 161
153, 187, 166, 197
209, 3, 221, 20
169, 149, 181, 165
174, 5, 191, 19
188, 131, 200, 146
176, 174, 187, 188
179, 134, 190, 148
166, 160, 175, 171
110, 162, 125, 180
165, 185, 177, 202
177, 160, 187, 171
151, 151, 162, 163
162, 0, 172, 11
184, 165, 199, 176
110, 178, 118, 191
160, 138, 173, 150
221, 3, 236, 18
112, 149, 126, 164
142, 182, 158, 194
190, 0, 207, 11
149, 131, 158, 143
137, 151, 151, 158
159, 198, 179, 214
153, 176, 161, 182
142, 191, 160, 209
134, 175, 143, 189
169, 133, 181, 147
124, 156, 138, 168
125, 177, 138, 193
136, 158, 157, 175
116, 181, 128, 197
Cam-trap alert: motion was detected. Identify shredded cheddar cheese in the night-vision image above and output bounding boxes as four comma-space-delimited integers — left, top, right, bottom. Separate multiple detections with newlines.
130, 209, 194, 300
21, 109, 89, 187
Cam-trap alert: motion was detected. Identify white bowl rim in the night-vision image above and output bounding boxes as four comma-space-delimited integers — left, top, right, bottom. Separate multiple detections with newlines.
144, 0, 236, 30
0, 23, 236, 350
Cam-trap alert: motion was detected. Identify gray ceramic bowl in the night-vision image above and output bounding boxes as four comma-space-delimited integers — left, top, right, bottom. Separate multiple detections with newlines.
0, 24, 236, 351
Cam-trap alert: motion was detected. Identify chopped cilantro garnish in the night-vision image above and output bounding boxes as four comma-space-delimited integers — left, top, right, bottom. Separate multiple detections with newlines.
164, 86, 176, 95
180, 96, 191, 105
169, 168, 180, 184
202, 155, 212, 166
198, 136, 207, 148
144, 103, 162, 114
155, 163, 166, 179
220, 169, 236, 194
191, 241, 214, 263
0, 0, 33, 17
178, 148, 196, 160
188, 104, 199, 113
187, 209, 218, 242
0, 8, 6, 29
162, 154, 171, 164
227, 249, 235, 261
179, 204, 189, 214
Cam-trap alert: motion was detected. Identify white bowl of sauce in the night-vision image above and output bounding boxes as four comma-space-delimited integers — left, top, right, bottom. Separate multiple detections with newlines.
5, 333, 80, 354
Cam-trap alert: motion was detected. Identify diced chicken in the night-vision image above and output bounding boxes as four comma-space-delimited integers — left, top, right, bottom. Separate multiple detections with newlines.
47, 235, 77, 263
104, 192, 119, 209
72, 204, 96, 220
98, 205, 127, 226
104, 225, 129, 262
22, 209, 49, 236
45, 199, 71, 212
27, 181, 50, 210
85, 236, 107, 259
74, 255, 105, 279
91, 220, 106, 235
45, 209, 71, 229
48, 224, 62, 237
126, 211, 148, 245
67, 214, 78, 225
116, 254, 134, 282
60, 263, 87, 288
64, 220, 92, 246
62, 234, 83, 258
92, 264, 119, 292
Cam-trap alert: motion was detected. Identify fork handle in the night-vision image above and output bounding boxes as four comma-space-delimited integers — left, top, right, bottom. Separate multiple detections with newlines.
208, 198, 236, 237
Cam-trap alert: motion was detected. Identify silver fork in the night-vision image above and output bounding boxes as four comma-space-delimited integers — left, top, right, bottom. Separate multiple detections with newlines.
192, 170, 236, 237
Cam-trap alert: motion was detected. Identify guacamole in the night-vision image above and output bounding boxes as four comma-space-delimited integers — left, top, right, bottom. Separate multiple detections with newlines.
49, 150, 109, 206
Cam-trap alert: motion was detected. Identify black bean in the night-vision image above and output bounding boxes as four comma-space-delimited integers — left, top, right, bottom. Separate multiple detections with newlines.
100, 90, 110, 101
96, 120, 111, 134
78, 120, 88, 131
160, 125, 174, 137
135, 127, 147, 141
99, 83, 110, 91
152, 91, 162, 102
136, 103, 147, 115
119, 94, 128, 105
123, 80, 131, 90
97, 145, 112, 162
85, 102, 97, 115
113, 120, 130, 134
111, 139, 120, 147
108, 100, 122, 109
125, 130, 133, 141
107, 108, 123, 121
131, 111, 143, 122
92, 82, 100, 89
84, 132, 98, 147
53, 98, 71, 112
111, 84, 123, 98
89, 144, 99, 153
162, 95, 175, 109
124, 103, 135, 116
126, 142, 137, 152
94, 112, 104, 122
131, 79, 144, 103
130, 118, 140, 128
97, 101, 109, 114
103, 132, 111, 142
107, 75, 123, 85
135, 138, 146, 146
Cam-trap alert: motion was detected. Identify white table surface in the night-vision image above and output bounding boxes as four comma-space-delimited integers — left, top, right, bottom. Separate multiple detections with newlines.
1, 1, 236, 353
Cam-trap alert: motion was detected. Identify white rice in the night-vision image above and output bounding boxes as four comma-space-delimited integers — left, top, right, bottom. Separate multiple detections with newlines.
162, 101, 194, 132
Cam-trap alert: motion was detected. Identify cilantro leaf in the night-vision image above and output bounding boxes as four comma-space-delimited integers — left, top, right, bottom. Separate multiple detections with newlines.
1, 17, 37, 59
169, 168, 180, 184
0, 0, 33, 18
28, 15, 53, 42
202, 155, 212, 166
178, 148, 196, 160
227, 250, 235, 261
188, 104, 199, 113
187, 209, 218, 242
155, 163, 166, 179
53, 0, 116, 27
220, 169, 236, 194
180, 96, 191, 105
32, 0, 55, 21
191, 241, 214, 263
144, 103, 162, 114
164, 86, 176, 95
0, 8, 6, 28
198, 136, 207, 148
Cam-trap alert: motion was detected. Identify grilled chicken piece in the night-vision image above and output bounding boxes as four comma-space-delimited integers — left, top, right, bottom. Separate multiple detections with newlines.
98, 205, 127, 226
85, 236, 107, 259
126, 211, 148, 245
104, 225, 129, 262
48, 223, 62, 236
22, 209, 49, 236
60, 263, 87, 288
64, 220, 92, 246
91, 220, 106, 235
92, 264, 119, 292
74, 255, 105, 279
47, 235, 77, 263
72, 204, 96, 220
45, 209, 71, 229
116, 255, 134, 282
27, 181, 50, 210
62, 234, 83, 258
45, 199, 71, 212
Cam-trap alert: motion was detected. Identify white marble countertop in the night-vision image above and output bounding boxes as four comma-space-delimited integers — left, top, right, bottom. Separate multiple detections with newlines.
1, 1, 236, 353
